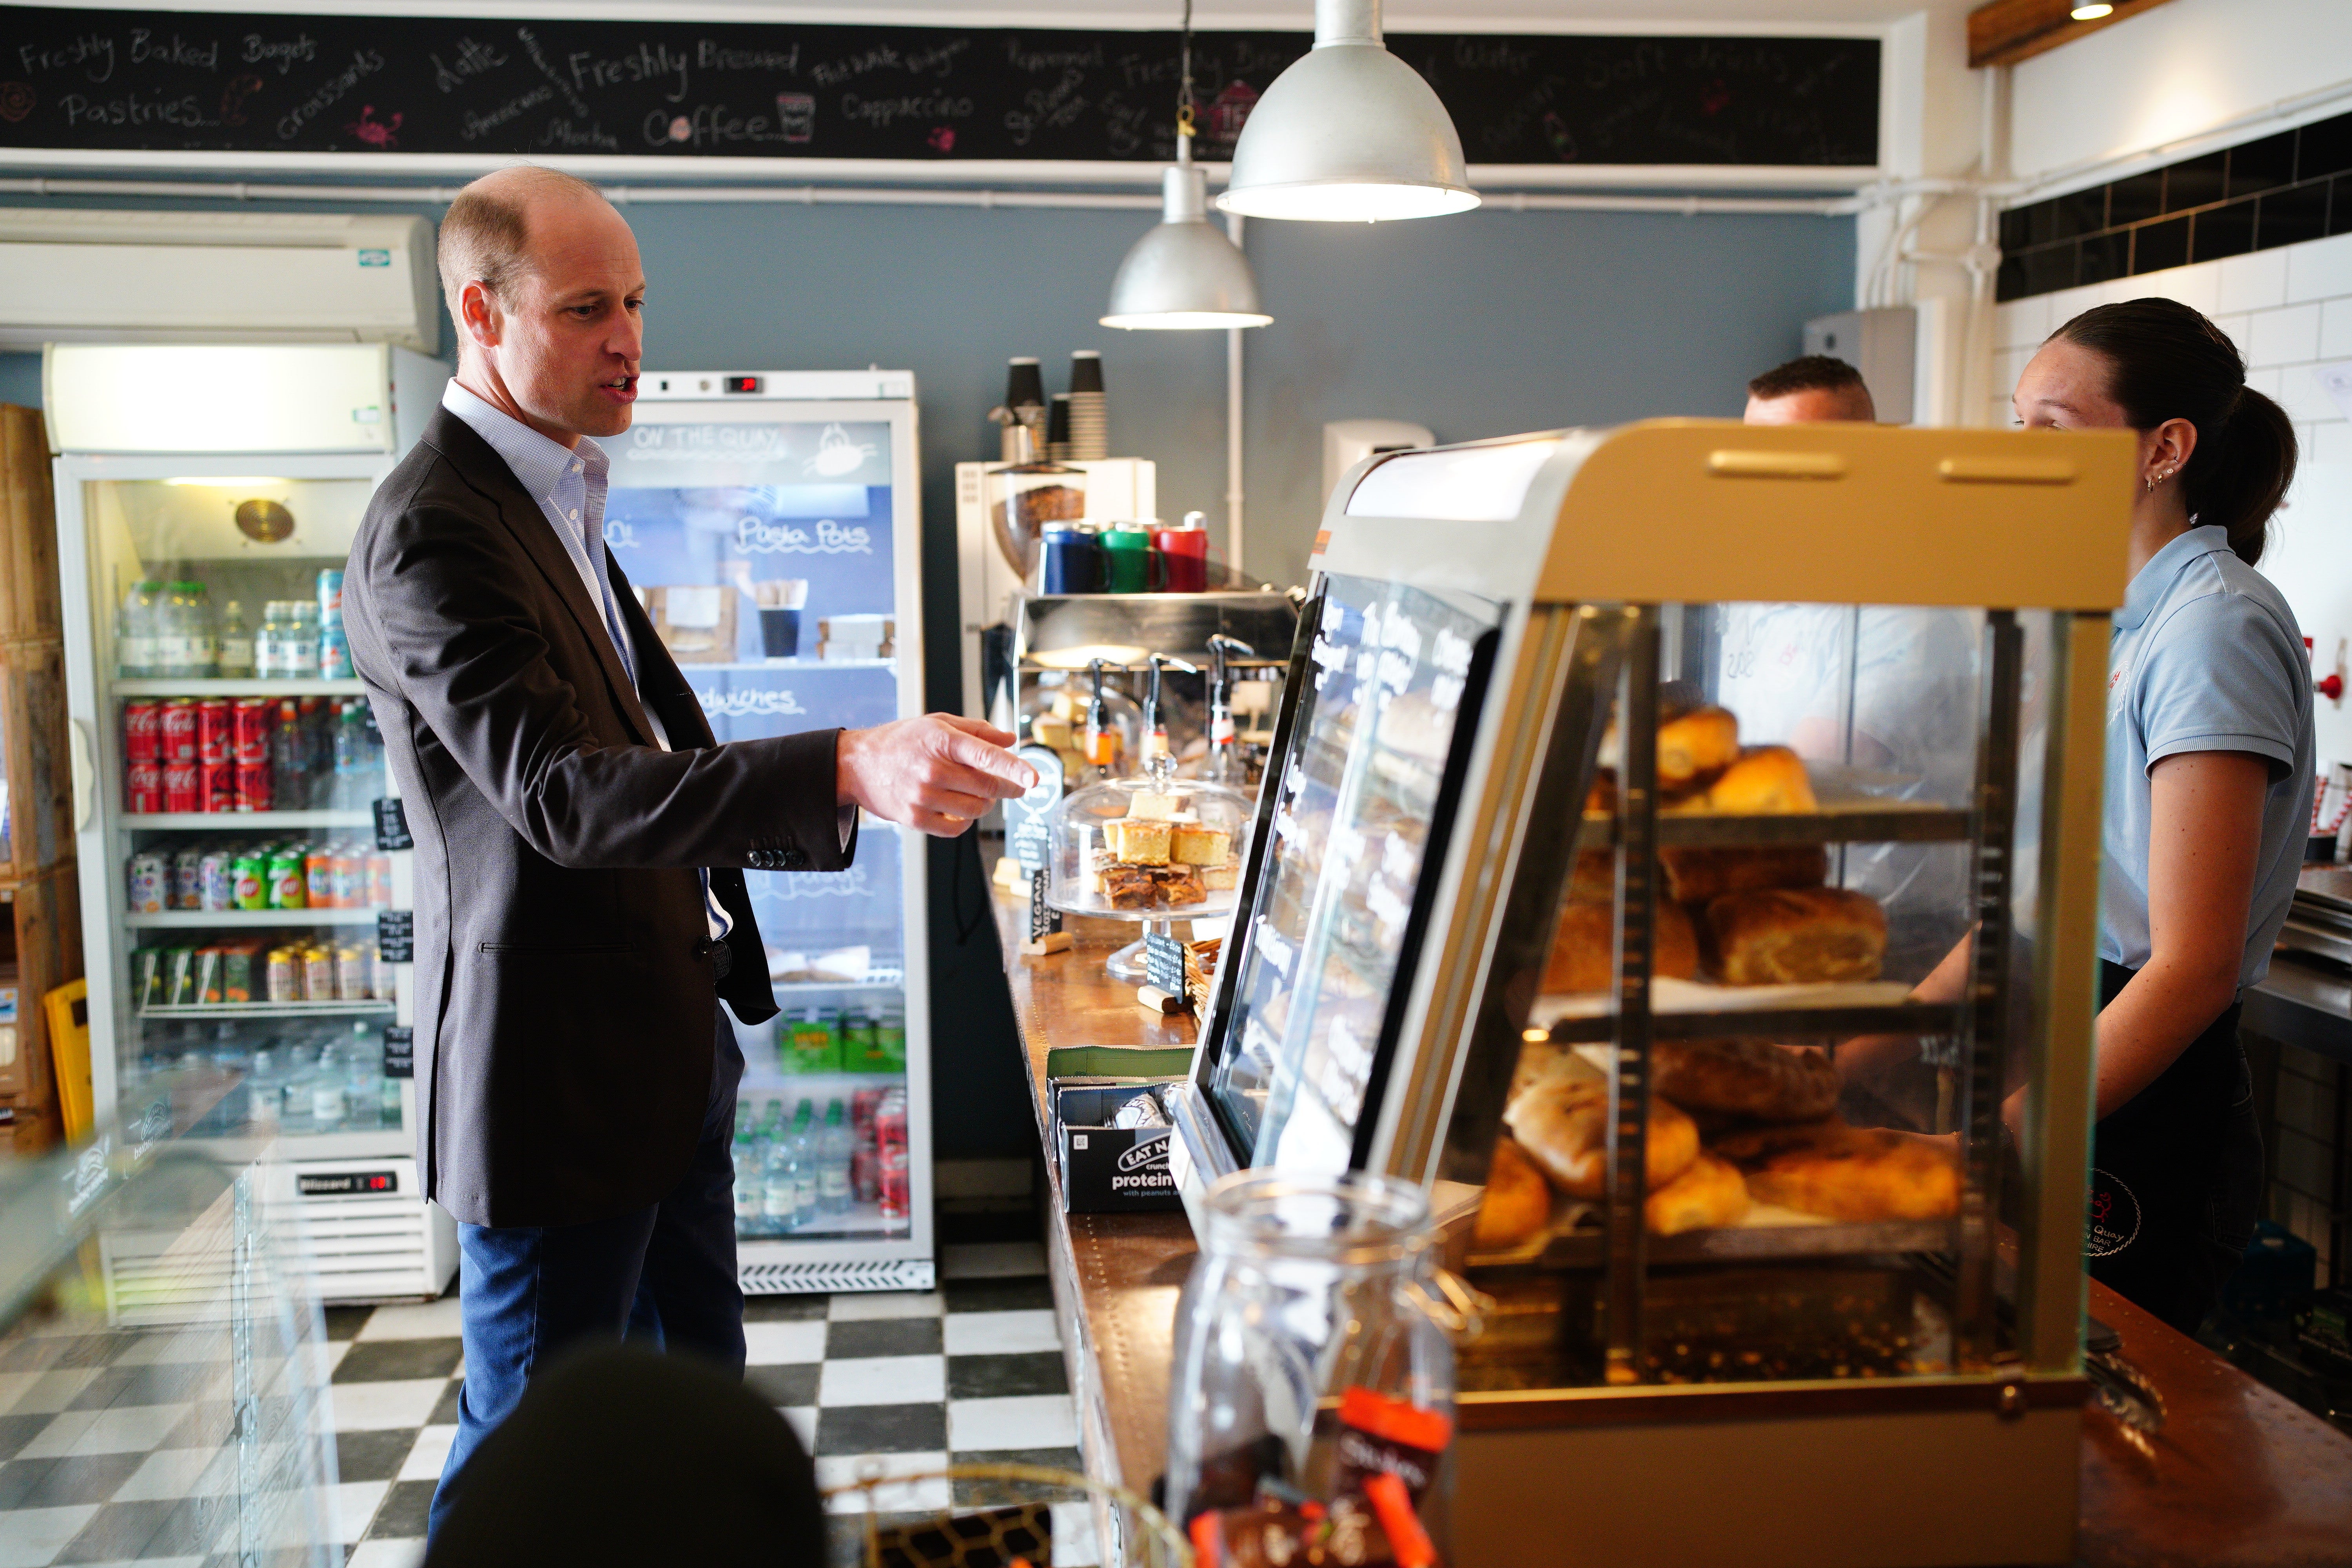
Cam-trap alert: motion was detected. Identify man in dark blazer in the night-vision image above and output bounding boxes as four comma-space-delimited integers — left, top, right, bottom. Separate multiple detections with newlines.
339, 165, 1033, 1539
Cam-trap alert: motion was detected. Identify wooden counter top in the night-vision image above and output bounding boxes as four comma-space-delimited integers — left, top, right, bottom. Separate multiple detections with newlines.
991, 875, 2352, 1560
995, 884, 1192, 1497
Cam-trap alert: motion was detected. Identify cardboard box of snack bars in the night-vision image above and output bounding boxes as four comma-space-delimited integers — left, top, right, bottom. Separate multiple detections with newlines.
1045, 1046, 1192, 1214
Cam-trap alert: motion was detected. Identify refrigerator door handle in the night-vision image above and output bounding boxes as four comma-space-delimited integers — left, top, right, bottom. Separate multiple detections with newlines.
69, 717, 95, 831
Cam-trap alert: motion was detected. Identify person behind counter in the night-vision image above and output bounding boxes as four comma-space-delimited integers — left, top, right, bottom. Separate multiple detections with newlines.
1718, 357, 1980, 978
1875, 297, 2307, 1334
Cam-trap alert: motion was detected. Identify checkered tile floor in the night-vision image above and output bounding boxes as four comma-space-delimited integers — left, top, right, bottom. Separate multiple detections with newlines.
0, 1251, 1079, 1567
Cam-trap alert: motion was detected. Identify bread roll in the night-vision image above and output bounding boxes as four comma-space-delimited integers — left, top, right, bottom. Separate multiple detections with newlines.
1542, 896, 1699, 994
1688, 745, 1818, 814
1473, 1138, 1554, 1249
1504, 1075, 1699, 1199
1701, 886, 1886, 985
1652, 1039, 1842, 1123
1657, 705, 1740, 790
1710, 1119, 1960, 1222
1646, 1151, 1751, 1235
1657, 844, 1828, 906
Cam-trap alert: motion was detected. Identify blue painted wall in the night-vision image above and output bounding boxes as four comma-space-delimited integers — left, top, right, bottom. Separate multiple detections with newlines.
2, 193, 1853, 1156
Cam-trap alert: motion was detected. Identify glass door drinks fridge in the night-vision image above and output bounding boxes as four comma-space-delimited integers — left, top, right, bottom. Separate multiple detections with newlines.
625, 370, 934, 1294
51, 342, 457, 1303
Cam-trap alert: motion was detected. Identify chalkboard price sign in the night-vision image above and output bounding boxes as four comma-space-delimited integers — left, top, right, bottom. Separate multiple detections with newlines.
0, 7, 1877, 167
382, 1024, 414, 1080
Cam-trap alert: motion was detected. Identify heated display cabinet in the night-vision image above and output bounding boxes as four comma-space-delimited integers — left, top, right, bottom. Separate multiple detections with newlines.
1165, 421, 2135, 1567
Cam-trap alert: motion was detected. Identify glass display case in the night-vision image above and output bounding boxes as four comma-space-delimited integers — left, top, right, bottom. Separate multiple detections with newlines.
1166, 420, 2136, 1567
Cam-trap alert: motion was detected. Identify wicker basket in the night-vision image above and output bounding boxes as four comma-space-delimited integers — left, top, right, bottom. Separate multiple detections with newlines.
822, 1461, 1192, 1568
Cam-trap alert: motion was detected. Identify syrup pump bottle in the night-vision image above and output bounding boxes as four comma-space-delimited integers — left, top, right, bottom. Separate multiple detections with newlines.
1203, 634, 1253, 787
1140, 653, 1200, 794
1083, 658, 1122, 783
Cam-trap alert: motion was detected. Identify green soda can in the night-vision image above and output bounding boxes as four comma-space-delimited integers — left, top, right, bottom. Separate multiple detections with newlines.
232, 851, 269, 911
267, 848, 306, 910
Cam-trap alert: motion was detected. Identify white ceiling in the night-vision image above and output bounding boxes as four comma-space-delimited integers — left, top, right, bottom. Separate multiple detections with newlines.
30, 0, 1975, 28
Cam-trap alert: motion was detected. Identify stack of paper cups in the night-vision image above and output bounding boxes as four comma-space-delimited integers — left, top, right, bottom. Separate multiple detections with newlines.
1067, 350, 1108, 460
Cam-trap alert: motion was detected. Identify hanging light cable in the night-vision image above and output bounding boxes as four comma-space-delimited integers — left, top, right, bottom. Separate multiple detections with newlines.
1217, 0, 1477, 223
1101, 0, 1272, 330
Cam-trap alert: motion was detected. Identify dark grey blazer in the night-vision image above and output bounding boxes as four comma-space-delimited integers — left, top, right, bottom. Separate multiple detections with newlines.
341, 406, 854, 1227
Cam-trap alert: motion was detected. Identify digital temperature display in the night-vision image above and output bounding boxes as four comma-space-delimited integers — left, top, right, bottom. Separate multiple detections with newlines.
297, 1171, 398, 1196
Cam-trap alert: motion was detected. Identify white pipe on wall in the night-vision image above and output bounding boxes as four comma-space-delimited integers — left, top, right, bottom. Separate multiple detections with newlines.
1225, 210, 1248, 575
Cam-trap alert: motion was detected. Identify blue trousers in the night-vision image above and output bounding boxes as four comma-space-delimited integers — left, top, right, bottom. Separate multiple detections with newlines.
426, 1008, 746, 1543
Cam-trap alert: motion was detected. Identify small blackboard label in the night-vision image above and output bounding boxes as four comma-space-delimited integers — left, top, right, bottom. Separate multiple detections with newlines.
383, 1024, 414, 1080
376, 911, 414, 964
1028, 868, 1061, 943
373, 797, 413, 852
1144, 930, 1189, 1000
1007, 745, 1062, 872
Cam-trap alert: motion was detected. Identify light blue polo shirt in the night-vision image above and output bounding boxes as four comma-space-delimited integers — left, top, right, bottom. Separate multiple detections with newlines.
2102, 524, 2314, 988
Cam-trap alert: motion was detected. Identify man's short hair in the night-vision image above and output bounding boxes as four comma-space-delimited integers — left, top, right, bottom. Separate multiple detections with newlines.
437, 165, 610, 329
1747, 354, 1869, 403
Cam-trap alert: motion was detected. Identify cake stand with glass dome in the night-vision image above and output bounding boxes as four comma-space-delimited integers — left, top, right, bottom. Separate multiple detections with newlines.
1045, 761, 1255, 980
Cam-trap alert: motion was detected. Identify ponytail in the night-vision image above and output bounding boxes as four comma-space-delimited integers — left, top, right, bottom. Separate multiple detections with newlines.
2051, 298, 2300, 566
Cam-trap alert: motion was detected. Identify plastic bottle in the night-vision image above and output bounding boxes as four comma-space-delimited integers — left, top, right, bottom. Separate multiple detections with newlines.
791, 1102, 821, 1228
820, 1100, 853, 1215
290, 601, 321, 681
270, 700, 307, 811
246, 1045, 283, 1136
158, 581, 218, 678
217, 600, 255, 679
760, 1123, 798, 1234
732, 1125, 764, 1234
342, 1023, 382, 1131
333, 702, 368, 810
309, 1039, 348, 1132
118, 579, 163, 678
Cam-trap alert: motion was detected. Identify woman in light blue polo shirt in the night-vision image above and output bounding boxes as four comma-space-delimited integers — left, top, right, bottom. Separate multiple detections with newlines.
2009, 298, 2306, 1332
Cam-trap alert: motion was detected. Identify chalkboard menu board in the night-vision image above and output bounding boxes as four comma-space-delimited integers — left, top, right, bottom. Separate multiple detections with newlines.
0, 9, 1878, 167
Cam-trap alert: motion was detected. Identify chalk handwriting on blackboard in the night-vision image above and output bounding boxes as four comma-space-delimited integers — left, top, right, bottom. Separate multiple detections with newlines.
0, 7, 1878, 167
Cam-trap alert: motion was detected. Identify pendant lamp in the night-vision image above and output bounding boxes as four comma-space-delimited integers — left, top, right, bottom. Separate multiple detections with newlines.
1217, 0, 1478, 222
1102, 4, 1272, 330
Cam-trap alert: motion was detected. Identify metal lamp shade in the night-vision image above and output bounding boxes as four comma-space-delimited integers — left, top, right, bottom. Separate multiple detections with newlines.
1216, 5, 1477, 223
1101, 165, 1273, 330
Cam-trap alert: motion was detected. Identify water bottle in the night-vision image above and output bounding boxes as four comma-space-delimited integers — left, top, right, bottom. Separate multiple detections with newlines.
247, 1046, 283, 1136
310, 1040, 348, 1132
270, 699, 307, 811
158, 580, 218, 678
333, 702, 367, 810
820, 1100, 853, 1215
118, 579, 163, 678
290, 601, 321, 679
761, 1129, 797, 1234
279, 1043, 318, 1134
343, 1024, 382, 1131
217, 599, 255, 679
791, 1102, 820, 1229
732, 1125, 762, 1234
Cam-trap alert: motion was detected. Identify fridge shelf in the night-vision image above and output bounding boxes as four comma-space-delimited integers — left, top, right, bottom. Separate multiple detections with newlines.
139, 1000, 394, 1020
693, 658, 897, 672
128, 908, 385, 929
114, 678, 369, 697
767, 969, 906, 993
126, 811, 376, 830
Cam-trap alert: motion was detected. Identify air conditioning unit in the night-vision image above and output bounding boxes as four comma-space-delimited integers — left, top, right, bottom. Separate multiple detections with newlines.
0, 209, 439, 355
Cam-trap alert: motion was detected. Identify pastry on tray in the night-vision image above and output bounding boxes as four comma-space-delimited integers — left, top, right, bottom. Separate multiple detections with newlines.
1646, 1151, 1752, 1235
1652, 1039, 1842, 1124
1710, 1118, 1961, 1222
1473, 1137, 1553, 1249
1699, 885, 1887, 985
1505, 1073, 1698, 1200
1543, 895, 1699, 993
1657, 704, 1740, 791
1103, 864, 1159, 910
1668, 744, 1819, 815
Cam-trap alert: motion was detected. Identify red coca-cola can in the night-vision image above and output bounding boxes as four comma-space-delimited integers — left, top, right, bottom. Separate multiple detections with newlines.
196, 698, 232, 766
234, 760, 272, 813
163, 759, 200, 813
231, 697, 273, 766
126, 759, 162, 814
123, 700, 160, 762
159, 699, 198, 763
198, 760, 235, 813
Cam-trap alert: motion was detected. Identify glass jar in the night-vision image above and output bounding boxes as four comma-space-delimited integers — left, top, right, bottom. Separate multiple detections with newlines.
1165, 1171, 1483, 1556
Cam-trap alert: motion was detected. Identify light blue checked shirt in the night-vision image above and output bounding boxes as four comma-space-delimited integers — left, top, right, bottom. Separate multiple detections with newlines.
441, 380, 731, 941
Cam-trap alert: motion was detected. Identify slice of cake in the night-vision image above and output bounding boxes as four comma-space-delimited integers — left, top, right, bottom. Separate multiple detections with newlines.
1106, 818, 1172, 866
1126, 792, 1183, 821
1103, 864, 1158, 909
1202, 859, 1240, 891
1171, 824, 1230, 866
